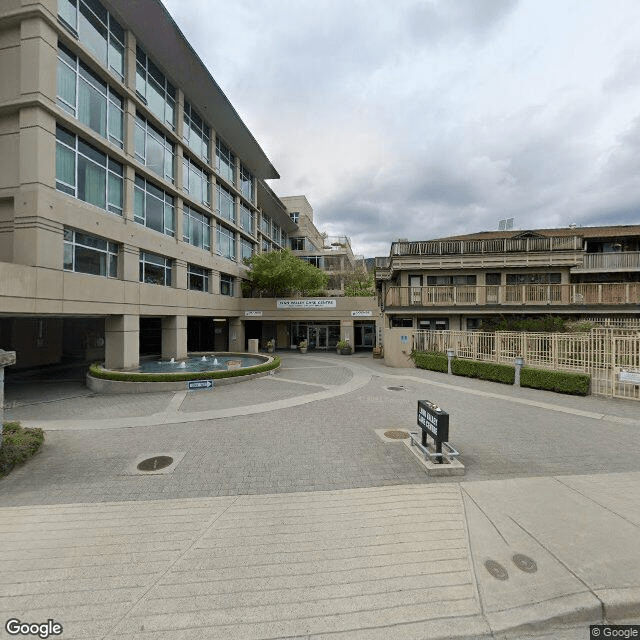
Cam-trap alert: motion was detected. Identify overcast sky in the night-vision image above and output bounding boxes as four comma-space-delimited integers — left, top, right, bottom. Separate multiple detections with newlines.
163, 0, 640, 257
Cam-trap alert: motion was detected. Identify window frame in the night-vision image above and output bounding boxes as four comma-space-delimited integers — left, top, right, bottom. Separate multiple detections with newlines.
183, 205, 211, 252
182, 155, 211, 206
183, 101, 210, 162
139, 250, 172, 286
63, 227, 119, 278
220, 273, 234, 296
133, 174, 175, 237
187, 263, 210, 293
135, 46, 176, 129
134, 113, 174, 182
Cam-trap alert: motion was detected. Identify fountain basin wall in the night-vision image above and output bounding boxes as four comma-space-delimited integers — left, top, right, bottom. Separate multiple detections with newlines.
86, 353, 278, 394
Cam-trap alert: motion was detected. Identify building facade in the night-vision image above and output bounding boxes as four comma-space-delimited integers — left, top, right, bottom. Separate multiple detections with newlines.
0, 0, 380, 372
375, 226, 640, 365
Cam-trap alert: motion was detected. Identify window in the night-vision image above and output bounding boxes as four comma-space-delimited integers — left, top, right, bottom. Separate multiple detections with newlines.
135, 46, 175, 128
58, 0, 124, 79
239, 204, 254, 234
262, 239, 271, 252
426, 275, 476, 285
63, 227, 118, 277
183, 101, 210, 161
134, 114, 174, 182
56, 125, 123, 215
216, 184, 235, 223
134, 175, 175, 236
240, 238, 254, 261
506, 273, 561, 285
302, 256, 322, 268
188, 264, 209, 292
418, 318, 449, 330
272, 224, 281, 246
486, 273, 501, 285
220, 273, 234, 296
216, 139, 235, 184
289, 211, 299, 223
290, 237, 305, 251
139, 251, 171, 286
217, 225, 236, 260
183, 205, 211, 251
240, 163, 253, 201
182, 156, 211, 206
261, 214, 271, 237
57, 45, 123, 147
391, 317, 413, 328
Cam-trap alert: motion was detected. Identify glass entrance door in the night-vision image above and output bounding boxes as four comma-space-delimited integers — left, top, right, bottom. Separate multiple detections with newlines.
308, 326, 329, 350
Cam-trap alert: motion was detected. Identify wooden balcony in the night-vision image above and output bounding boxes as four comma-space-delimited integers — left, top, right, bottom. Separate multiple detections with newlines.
571, 252, 640, 272
384, 283, 640, 309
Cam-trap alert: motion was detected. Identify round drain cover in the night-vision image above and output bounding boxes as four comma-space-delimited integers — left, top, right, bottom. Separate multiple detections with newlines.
383, 430, 410, 439
137, 456, 173, 471
485, 559, 509, 580
387, 386, 406, 391
512, 553, 537, 573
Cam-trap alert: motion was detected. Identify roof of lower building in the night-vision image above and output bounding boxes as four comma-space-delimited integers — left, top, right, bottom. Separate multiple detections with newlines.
433, 224, 640, 241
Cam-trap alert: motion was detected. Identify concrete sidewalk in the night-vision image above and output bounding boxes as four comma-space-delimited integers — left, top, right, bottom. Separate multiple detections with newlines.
1, 474, 639, 639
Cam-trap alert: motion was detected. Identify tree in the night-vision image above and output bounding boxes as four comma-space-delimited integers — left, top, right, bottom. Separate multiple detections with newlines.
343, 267, 375, 297
242, 249, 329, 297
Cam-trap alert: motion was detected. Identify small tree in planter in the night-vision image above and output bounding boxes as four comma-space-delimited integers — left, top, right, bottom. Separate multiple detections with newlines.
298, 340, 308, 354
336, 339, 352, 355
266, 339, 275, 353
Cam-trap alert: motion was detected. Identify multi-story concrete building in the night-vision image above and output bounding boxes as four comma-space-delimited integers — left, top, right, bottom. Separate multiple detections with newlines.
0, 0, 380, 371
376, 225, 640, 363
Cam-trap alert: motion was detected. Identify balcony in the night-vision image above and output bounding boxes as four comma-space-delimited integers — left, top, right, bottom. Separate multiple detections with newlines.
384, 283, 640, 309
571, 252, 640, 272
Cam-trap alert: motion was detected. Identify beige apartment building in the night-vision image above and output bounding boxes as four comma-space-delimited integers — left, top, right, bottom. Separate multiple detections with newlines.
0, 0, 380, 372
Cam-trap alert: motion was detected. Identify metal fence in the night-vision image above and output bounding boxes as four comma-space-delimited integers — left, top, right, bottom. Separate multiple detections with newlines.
413, 329, 640, 401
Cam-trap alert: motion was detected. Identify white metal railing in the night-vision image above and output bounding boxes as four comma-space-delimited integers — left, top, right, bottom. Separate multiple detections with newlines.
574, 252, 640, 271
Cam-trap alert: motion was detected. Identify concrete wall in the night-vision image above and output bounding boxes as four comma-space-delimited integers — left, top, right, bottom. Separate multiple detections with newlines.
383, 327, 415, 368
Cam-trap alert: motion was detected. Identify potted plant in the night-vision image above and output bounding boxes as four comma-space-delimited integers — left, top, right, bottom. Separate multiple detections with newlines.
298, 340, 308, 354
336, 339, 352, 355
266, 339, 275, 353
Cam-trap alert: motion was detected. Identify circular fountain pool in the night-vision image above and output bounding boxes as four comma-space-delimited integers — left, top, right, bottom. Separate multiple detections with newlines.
86, 352, 278, 394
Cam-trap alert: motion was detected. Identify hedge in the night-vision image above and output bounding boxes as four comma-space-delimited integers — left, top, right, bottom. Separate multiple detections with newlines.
451, 359, 515, 385
520, 367, 590, 396
0, 422, 44, 477
411, 351, 448, 373
89, 355, 281, 383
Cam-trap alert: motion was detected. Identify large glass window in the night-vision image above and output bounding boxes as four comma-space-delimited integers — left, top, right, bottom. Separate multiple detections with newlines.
55, 125, 123, 215
240, 238, 254, 262
183, 205, 211, 251
426, 275, 477, 285
135, 46, 175, 128
261, 214, 271, 237
182, 156, 211, 206
183, 101, 210, 162
506, 273, 561, 285
63, 227, 118, 277
217, 184, 235, 223
57, 0, 124, 79
134, 114, 174, 182
57, 45, 123, 147
139, 251, 172, 286
240, 163, 253, 202
239, 204, 253, 234
216, 139, 235, 184
289, 211, 299, 223
220, 273, 234, 296
217, 225, 236, 260
134, 175, 175, 236
302, 256, 323, 268
272, 223, 281, 246
188, 264, 209, 292
290, 237, 304, 251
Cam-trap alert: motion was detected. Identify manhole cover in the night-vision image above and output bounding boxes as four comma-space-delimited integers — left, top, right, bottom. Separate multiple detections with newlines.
387, 386, 406, 391
512, 553, 537, 573
137, 456, 174, 471
485, 559, 509, 580
383, 430, 410, 439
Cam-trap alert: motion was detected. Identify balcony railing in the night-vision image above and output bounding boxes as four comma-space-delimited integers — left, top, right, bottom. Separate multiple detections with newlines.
572, 252, 640, 271
385, 283, 640, 308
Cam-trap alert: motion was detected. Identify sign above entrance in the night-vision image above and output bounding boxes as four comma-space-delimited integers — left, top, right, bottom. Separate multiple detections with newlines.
277, 299, 336, 310
244, 311, 263, 317
351, 311, 373, 317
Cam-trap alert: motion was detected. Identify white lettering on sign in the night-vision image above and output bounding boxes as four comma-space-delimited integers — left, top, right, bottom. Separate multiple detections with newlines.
277, 299, 337, 309
244, 311, 263, 317
418, 406, 439, 436
351, 310, 373, 317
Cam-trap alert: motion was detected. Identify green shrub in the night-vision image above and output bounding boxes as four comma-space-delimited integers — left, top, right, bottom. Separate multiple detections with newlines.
451, 359, 515, 384
0, 422, 44, 477
520, 367, 590, 396
88, 355, 281, 383
411, 351, 448, 373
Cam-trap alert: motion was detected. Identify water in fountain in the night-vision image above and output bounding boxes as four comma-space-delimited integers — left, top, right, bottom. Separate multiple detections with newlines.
179, 362, 186, 368
169, 357, 175, 364
213, 358, 219, 365
201, 356, 207, 362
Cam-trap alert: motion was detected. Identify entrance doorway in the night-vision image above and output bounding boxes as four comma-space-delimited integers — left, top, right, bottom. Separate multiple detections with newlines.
308, 326, 328, 350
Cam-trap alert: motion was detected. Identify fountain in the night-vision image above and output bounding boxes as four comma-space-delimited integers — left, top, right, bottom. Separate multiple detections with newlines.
201, 356, 207, 362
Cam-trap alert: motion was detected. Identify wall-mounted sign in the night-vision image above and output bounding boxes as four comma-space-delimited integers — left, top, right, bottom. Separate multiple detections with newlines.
276, 299, 336, 309
351, 310, 373, 317
187, 380, 214, 390
400, 335, 409, 344
244, 311, 263, 317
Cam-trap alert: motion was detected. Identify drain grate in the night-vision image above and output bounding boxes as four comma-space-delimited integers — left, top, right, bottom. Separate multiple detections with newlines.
137, 456, 174, 472
386, 386, 406, 391
485, 559, 509, 580
513, 553, 537, 573
383, 430, 410, 439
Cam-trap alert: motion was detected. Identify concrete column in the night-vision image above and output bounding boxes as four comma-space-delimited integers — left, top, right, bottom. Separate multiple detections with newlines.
162, 315, 187, 360
229, 317, 243, 352
105, 315, 139, 369
340, 319, 354, 347
0, 350, 17, 434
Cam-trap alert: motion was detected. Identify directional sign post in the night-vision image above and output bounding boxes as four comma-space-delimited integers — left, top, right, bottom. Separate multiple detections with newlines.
187, 379, 214, 390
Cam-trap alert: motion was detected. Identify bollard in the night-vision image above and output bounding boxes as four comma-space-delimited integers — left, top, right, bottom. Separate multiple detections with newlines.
514, 356, 525, 386
447, 349, 455, 375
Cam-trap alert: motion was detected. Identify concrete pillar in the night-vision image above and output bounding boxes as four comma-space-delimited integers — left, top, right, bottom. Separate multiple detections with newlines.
0, 350, 17, 434
229, 317, 243, 352
340, 319, 354, 347
162, 315, 187, 360
105, 315, 139, 369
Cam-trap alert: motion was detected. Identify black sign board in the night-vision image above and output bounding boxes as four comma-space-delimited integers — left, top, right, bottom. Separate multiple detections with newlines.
417, 400, 449, 447
187, 379, 214, 390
